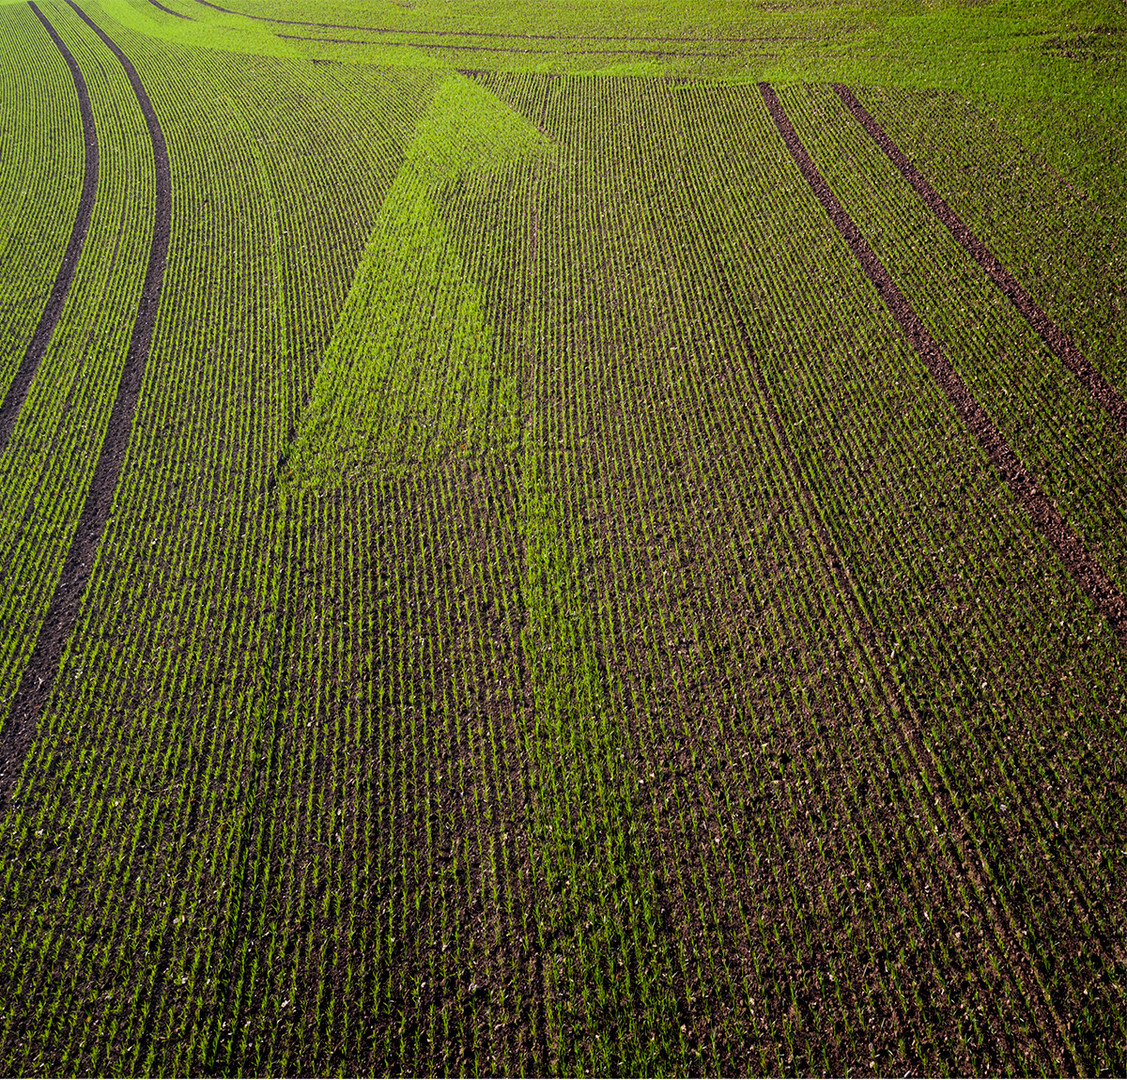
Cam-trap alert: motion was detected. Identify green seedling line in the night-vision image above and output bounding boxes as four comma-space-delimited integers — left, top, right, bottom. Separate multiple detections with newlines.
0, 10, 432, 1073
855, 85, 1127, 388
739, 78, 1108, 1073
0, 3, 152, 744
0, 2, 97, 459
0, 5, 85, 385
782, 82, 1127, 597
766, 78, 1127, 983
1, 3, 1125, 1069
658, 78, 1072, 1073
775, 78, 1127, 996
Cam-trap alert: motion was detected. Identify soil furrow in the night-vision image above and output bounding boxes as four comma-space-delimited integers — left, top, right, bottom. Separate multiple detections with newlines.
760, 82, 1127, 653
0, 2, 171, 806
0, 2, 98, 458
832, 83, 1127, 436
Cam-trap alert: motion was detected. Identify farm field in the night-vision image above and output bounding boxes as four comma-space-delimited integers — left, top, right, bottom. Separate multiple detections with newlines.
0, 0, 1125, 1073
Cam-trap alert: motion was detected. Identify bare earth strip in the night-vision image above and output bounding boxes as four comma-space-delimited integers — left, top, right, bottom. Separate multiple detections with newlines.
0, 1, 171, 804
832, 83, 1127, 436
759, 82, 1127, 652
0, 3, 98, 457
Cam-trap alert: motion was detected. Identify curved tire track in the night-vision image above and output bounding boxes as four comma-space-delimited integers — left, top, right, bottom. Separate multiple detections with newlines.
0, 1, 171, 805
760, 81, 1116, 1069
147, 0, 193, 20
277, 32, 732, 58
190, 0, 788, 44
832, 83, 1127, 436
760, 82, 1127, 653
0, 3, 98, 458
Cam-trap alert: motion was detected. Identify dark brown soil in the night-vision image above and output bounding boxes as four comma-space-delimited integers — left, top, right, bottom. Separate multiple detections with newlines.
760, 81, 1127, 652
0, 3, 172, 807
0, 3, 98, 458
832, 83, 1127, 437
717, 262, 1083, 1070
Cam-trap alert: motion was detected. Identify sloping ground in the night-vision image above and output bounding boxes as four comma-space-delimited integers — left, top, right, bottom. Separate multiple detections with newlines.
0, 0, 1124, 1074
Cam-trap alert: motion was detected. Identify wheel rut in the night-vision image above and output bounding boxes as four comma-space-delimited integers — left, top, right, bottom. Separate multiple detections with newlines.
760, 82, 1127, 654
147, 0, 193, 20
832, 83, 1127, 436
0, 3, 98, 458
188, 0, 789, 44
0, 1, 171, 806
764, 76, 1127, 1063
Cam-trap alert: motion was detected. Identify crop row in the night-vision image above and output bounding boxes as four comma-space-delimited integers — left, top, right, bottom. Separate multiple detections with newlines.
474, 71, 1126, 1072
0, 0, 153, 759
778, 83, 1127, 596
0, 2, 436, 1070
517, 70, 992, 1072
724, 78, 1126, 1066
0, 5, 85, 393
853, 85, 1127, 394
765, 80, 1127, 1062
0, 36, 1124, 1078
259, 65, 1127, 1073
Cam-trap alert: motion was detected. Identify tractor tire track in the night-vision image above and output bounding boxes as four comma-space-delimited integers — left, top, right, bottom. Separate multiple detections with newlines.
147, 0, 193, 20
832, 83, 1127, 436
0, 2, 98, 458
716, 261, 1076, 1070
0, 2, 170, 805
760, 82, 1127, 652
762, 78, 1127, 1067
190, 0, 796, 44
276, 32, 733, 59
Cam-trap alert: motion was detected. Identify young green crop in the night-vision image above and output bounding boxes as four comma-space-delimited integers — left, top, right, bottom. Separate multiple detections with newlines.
0, 0, 1124, 1073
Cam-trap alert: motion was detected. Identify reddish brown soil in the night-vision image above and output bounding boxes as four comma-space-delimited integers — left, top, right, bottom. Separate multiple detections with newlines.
760, 81, 1127, 653
0, 3, 172, 806
832, 83, 1127, 436
0, 4, 98, 458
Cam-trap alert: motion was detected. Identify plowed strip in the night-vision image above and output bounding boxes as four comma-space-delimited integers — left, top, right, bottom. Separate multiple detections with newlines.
0, 2, 171, 804
0, 2, 98, 457
759, 82, 1127, 650
832, 83, 1127, 435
